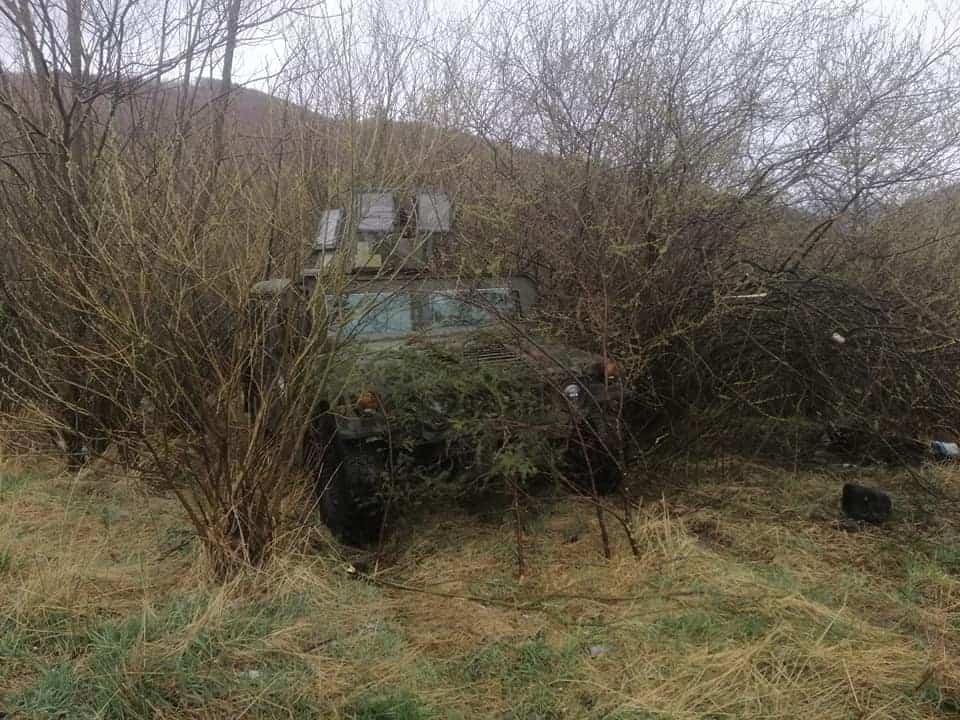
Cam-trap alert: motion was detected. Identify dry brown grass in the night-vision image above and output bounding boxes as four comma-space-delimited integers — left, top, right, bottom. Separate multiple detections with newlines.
1, 454, 958, 718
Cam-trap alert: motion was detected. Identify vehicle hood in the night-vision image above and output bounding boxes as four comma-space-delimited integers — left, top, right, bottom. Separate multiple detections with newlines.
345, 326, 600, 378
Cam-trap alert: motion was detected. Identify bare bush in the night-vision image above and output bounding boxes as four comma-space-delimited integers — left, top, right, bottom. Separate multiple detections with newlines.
431, 0, 960, 452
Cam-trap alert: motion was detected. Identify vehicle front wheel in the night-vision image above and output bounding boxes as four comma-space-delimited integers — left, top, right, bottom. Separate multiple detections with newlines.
318, 439, 387, 546
566, 440, 623, 496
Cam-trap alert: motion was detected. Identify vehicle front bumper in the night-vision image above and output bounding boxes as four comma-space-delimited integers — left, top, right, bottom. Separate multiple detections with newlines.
331, 379, 625, 444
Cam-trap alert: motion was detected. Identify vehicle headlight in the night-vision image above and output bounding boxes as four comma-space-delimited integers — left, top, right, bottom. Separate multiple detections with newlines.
595, 359, 620, 380
603, 360, 620, 380
562, 382, 582, 401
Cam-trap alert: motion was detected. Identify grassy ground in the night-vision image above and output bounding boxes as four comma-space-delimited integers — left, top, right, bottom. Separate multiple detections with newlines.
1, 456, 959, 719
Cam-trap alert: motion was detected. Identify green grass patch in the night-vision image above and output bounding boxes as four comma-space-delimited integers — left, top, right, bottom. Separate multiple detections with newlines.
509, 683, 562, 720
0, 468, 34, 494
331, 617, 407, 661
515, 637, 561, 679
898, 555, 951, 605
752, 563, 800, 593
460, 643, 511, 681
930, 537, 960, 575
8, 663, 80, 718
449, 634, 588, 714
160, 525, 196, 556
454, 638, 562, 685
5, 590, 321, 719
646, 608, 771, 644
599, 711, 670, 720
917, 687, 960, 714
1, 608, 89, 660
0, 547, 12, 574
646, 609, 718, 643
94, 503, 121, 528
345, 689, 437, 720
449, 635, 587, 719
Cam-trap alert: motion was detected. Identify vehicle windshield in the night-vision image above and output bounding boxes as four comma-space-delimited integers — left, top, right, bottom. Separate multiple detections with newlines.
428, 289, 515, 329
340, 292, 413, 337
332, 288, 517, 337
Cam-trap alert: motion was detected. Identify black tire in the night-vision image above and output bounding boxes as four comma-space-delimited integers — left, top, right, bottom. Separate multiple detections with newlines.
318, 439, 387, 546
566, 441, 623, 496
303, 407, 335, 472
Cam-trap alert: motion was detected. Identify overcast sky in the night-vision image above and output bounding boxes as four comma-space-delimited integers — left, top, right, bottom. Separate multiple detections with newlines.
231, 0, 951, 90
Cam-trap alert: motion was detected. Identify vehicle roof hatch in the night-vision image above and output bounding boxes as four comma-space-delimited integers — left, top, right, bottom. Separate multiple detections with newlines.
314, 209, 344, 250
415, 191, 453, 234
357, 192, 397, 235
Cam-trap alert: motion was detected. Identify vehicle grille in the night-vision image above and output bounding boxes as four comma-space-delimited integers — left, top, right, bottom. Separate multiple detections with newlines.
463, 341, 523, 366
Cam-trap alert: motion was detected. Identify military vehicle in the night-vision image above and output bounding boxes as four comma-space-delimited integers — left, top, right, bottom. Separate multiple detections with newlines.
251, 189, 625, 546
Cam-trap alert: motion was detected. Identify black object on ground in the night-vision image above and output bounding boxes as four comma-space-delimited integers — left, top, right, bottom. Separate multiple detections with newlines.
841, 483, 891, 524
